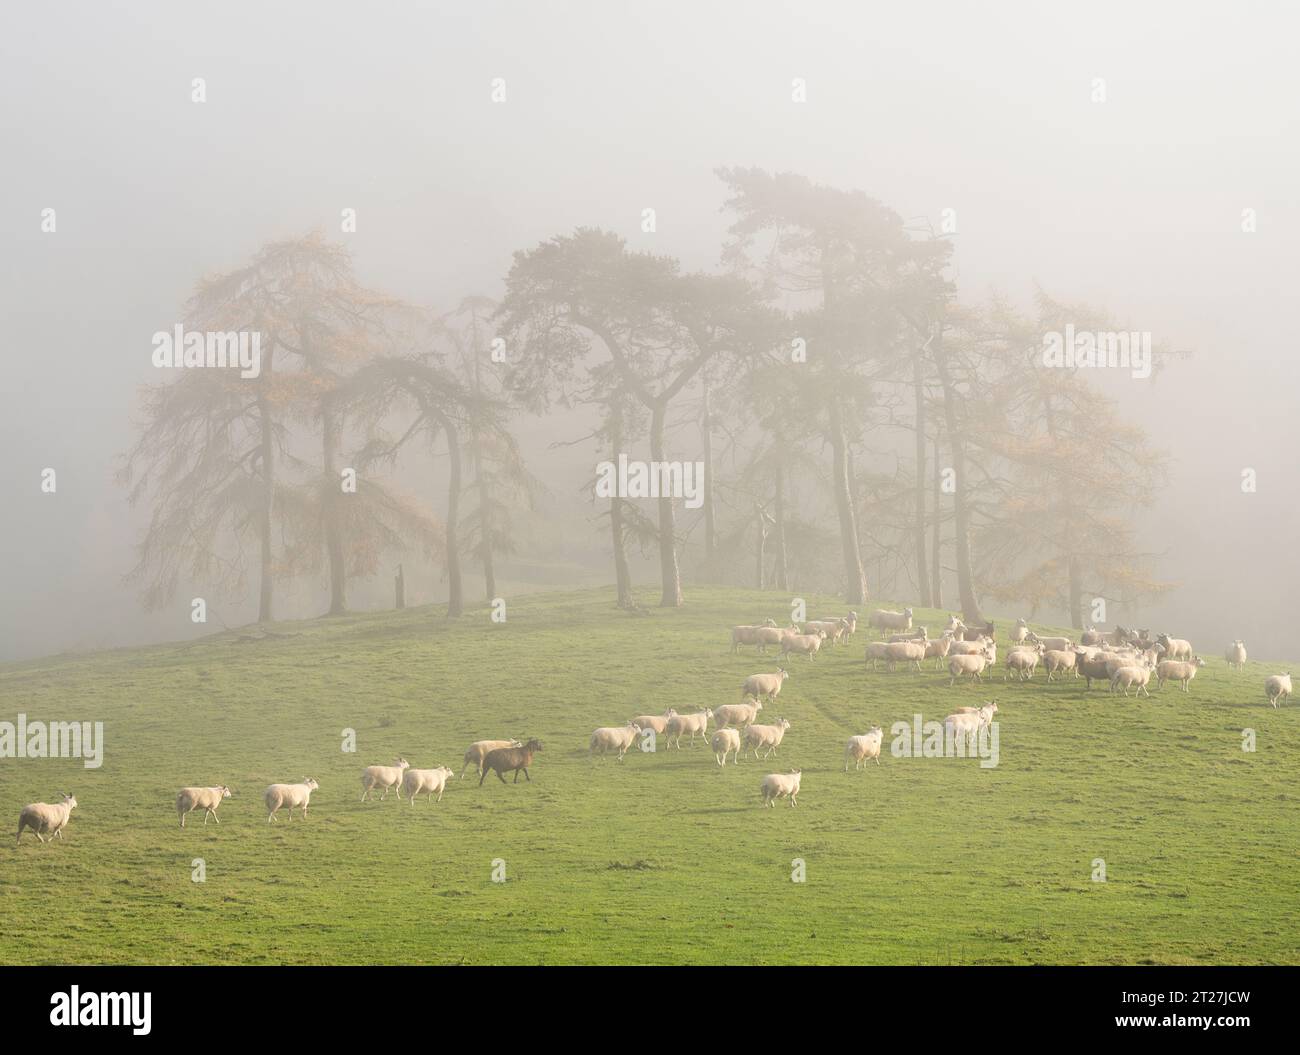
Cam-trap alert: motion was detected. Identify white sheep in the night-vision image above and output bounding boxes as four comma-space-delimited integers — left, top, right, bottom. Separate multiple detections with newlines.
361, 757, 410, 802
780, 630, 826, 660
884, 640, 926, 672
712, 727, 741, 766
1110, 665, 1152, 697
943, 710, 984, 743
1225, 641, 1248, 671
1042, 649, 1078, 681
950, 701, 998, 729
864, 641, 891, 670
925, 634, 954, 668
742, 718, 791, 760
460, 739, 522, 779
264, 778, 319, 822
630, 709, 678, 735
664, 709, 712, 749
760, 769, 802, 808
714, 700, 763, 729
754, 624, 798, 651
948, 637, 990, 656
1010, 618, 1030, 644
948, 650, 993, 686
731, 619, 778, 652
176, 785, 232, 828
742, 669, 789, 702
869, 607, 914, 633
1004, 645, 1042, 681
1027, 633, 1073, 652
1265, 673, 1292, 708
888, 626, 928, 643
1156, 656, 1205, 692
1157, 634, 1194, 661
590, 721, 644, 760
402, 766, 455, 804
16, 793, 77, 844
844, 727, 883, 771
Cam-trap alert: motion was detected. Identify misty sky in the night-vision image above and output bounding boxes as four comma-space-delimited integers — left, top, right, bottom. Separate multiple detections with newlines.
2, 1, 1298, 662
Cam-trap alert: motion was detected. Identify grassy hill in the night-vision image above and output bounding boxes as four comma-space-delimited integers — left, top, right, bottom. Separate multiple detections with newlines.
1, 586, 1296, 965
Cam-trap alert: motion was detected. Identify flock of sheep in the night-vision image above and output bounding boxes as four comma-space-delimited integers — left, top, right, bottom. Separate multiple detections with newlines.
13, 607, 1296, 841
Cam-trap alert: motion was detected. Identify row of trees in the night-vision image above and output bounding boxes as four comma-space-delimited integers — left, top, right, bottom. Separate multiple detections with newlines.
124, 171, 1170, 629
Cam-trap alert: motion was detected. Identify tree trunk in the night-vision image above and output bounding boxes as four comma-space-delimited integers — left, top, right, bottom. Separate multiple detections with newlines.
1068, 555, 1084, 630
394, 564, 405, 609
470, 354, 497, 601
700, 382, 716, 574
321, 395, 347, 616
609, 404, 633, 609
755, 506, 768, 590
650, 400, 683, 607
828, 398, 868, 605
931, 435, 943, 610
912, 351, 931, 607
424, 402, 464, 618
255, 342, 276, 623
932, 333, 983, 623
773, 461, 789, 592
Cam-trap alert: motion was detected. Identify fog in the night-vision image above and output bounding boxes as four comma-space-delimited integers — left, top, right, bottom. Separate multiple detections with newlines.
2, 0, 1297, 663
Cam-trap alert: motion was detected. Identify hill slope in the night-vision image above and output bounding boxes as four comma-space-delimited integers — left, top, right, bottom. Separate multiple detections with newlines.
1, 587, 1296, 965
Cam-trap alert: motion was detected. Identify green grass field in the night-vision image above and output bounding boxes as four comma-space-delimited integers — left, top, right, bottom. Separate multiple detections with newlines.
1, 586, 1296, 965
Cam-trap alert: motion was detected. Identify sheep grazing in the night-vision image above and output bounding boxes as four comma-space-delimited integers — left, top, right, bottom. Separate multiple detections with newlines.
780, 630, 826, 661
1156, 656, 1206, 693
742, 668, 789, 703
1225, 641, 1248, 671
844, 727, 883, 771
590, 721, 643, 760
479, 739, 543, 786
264, 778, 319, 823
402, 766, 455, 804
630, 709, 678, 735
948, 649, 993, 686
869, 607, 914, 633
459, 739, 523, 780
712, 727, 741, 767
760, 769, 802, 808
885, 640, 926, 672
1004, 645, 1042, 681
16, 793, 77, 845
743, 718, 791, 760
1265, 673, 1292, 708
730, 619, 778, 653
714, 700, 763, 729
1157, 634, 1194, 661
1043, 648, 1078, 681
1110, 665, 1152, 698
360, 757, 411, 802
176, 785, 232, 828
664, 709, 712, 749
1010, 618, 1030, 644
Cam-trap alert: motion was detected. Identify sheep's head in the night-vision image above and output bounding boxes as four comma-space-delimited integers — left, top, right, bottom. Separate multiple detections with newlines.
525, 739, 543, 752
1194, 656, 1206, 667
396, 757, 410, 769
777, 718, 791, 730
904, 608, 914, 618
777, 668, 789, 680
869, 725, 882, 736
61, 793, 77, 809
219, 786, 233, 799
664, 707, 678, 717
305, 778, 320, 790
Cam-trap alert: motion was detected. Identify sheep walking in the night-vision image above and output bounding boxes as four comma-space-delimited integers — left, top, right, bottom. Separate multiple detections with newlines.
460, 739, 522, 780
741, 669, 788, 703
664, 709, 712, 749
1110, 665, 1152, 697
479, 739, 542, 786
760, 770, 802, 808
948, 650, 993, 686
16, 793, 77, 845
402, 766, 455, 804
780, 630, 825, 661
1157, 634, 1194, 661
844, 727, 883, 771
590, 722, 643, 760
712, 727, 741, 766
361, 758, 410, 802
176, 785, 232, 828
742, 718, 791, 760
264, 779, 318, 822
868, 607, 913, 634
885, 640, 926, 672
630, 710, 677, 735
1156, 657, 1205, 693
714, 700, 762, 729
1265, 673, 1292, 708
